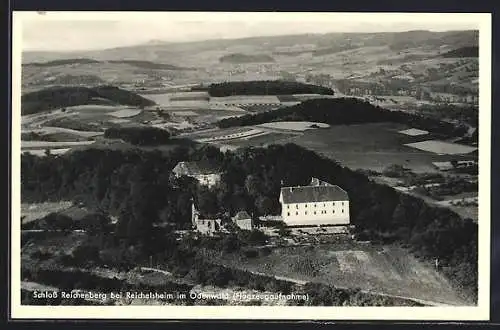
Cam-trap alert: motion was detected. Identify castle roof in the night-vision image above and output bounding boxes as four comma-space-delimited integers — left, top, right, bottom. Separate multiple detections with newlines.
280, 185, 348, 204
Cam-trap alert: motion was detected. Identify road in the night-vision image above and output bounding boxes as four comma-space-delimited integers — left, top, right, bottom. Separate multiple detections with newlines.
242, 269, 461, 307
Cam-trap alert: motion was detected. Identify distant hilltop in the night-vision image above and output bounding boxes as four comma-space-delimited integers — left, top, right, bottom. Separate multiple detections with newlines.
23, 58, 195, 71
219, 53, 275, 64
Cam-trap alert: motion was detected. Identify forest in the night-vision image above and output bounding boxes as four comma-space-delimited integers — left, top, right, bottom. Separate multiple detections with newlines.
23, 58, 100, 67
206, 80, 334, 97
218, 97, 468, 137
218, 53, 275, 64
21, 85, 156, 115
103, 126, 171, 146
441, 46, 479, 58
21, 143, 478, 301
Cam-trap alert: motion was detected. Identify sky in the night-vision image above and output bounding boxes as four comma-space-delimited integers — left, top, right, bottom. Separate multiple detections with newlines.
17, 12, 482, 52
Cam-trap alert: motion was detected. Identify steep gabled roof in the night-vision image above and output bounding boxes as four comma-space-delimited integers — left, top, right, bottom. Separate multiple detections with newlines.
233, 210, 251, 221
280, 185, 348, 204
173, 161, 221, 176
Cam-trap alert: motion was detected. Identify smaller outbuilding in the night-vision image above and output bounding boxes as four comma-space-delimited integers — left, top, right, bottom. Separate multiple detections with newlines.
232, 211, 253, 231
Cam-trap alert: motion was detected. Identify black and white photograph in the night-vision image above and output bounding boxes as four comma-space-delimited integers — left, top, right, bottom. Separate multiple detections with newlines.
11, 11, 491, 320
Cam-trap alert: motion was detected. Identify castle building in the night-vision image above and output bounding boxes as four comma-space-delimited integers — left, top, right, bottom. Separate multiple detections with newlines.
279, 178, 350, 227
172, 161, 222, 188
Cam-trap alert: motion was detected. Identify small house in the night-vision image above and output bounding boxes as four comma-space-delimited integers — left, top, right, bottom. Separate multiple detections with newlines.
232, 211, 253, 231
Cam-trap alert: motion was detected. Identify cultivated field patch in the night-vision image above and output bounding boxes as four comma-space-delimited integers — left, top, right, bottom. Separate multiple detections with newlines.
109, 109, 142, 118
258, 121, 330, 131
21, 140, 95, 150
171, 111, 199, 117
404, 140, 478, 155
196, 128, 265, 142
398, 128, 429, 136
22, 148, 72, 157
28, 126, 104, 138
287, 122, 470, 173
109, 118, 131, 124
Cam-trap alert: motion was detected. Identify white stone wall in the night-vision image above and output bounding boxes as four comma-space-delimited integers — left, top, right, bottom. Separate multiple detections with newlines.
196, 174, 221, 188
281, 200, 350, 226
196, 219, 222, 236
235, 218, 253, 231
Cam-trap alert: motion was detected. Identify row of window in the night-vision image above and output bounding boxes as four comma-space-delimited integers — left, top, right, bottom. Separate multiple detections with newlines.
287, 209, 345, 216
287, 202, 345, 209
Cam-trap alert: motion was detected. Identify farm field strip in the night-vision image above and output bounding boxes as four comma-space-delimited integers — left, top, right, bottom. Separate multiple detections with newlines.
22, 111, 79, 126
24, 126, 104, 137
21, 140, 95, 150
23, 148, 72, 157
109, 118, 131, 124
404, 140, 478, 155
109, 109, 142, 118
257, 121, 330, 131
171, 111, 199, 117
195, 128, 265, 142
239, 131, 272, 140
398, 128, 429, 136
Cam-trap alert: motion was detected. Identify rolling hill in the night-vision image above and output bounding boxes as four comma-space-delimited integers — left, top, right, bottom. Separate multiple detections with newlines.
22, 30, 479, 64
21, 85, 156, 115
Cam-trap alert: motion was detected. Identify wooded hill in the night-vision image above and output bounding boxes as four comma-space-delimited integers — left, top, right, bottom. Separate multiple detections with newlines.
218, 97, 468, 137
204, 80, 334, 97
23, 58, 192, 70
21, 86, 156, 115
441, 46, 479, 58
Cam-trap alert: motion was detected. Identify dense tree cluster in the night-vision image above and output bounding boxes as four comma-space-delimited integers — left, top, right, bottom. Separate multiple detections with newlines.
22, 212, 112, 234
418, 104, 479, 128
441, 46, 478, 58
218, 53, 275, 64
104, 127, 171, 146
218, 98, 467, 138
23, 58, 101, 67
21, 85, 155, 115
207, 80, 334, 97
21, 143, 478, 300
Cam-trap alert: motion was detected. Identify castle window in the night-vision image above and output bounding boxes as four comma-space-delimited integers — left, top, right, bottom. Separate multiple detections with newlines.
333, 210, 335, 213
314, 204, 317, 207
332, 202, 335, 206
305, 204, 308, 208
296, 212, 298, 215
314, 211, 316, 215
305, 211, 308, 215
342, 202, 345, 206
342, 209, 344, 213
323, 203, 325, 207
296, 204, 298, 209
287, 205, 290, 209
287, 212, 290, 216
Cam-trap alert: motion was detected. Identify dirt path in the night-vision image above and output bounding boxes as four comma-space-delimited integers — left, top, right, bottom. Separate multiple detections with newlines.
244, 269, 457, 307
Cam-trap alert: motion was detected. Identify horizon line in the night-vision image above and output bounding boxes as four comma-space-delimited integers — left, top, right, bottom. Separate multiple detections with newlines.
21, 28, 479, 54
